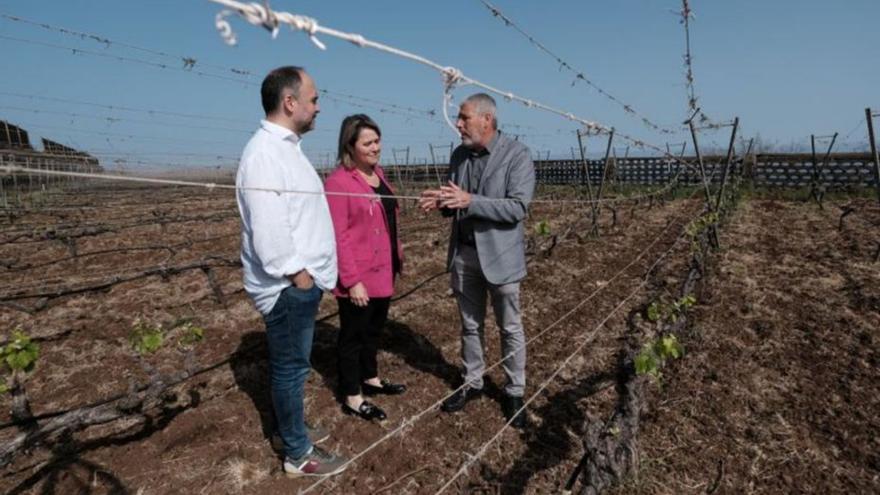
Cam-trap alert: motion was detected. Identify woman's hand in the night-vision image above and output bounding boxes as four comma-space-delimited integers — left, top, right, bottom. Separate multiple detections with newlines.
350, 282, 370, 307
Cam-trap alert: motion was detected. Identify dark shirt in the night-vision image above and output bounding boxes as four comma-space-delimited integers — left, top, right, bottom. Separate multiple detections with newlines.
371, 180, 401, 275
457, 132, 499, 246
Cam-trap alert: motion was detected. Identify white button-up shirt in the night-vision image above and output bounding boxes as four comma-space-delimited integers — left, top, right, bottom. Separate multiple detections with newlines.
236, 120, 337, 314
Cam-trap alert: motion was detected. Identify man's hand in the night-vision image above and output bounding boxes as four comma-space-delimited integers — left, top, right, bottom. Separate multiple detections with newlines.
349, 282, 369, 307
439, 181, 471, 209
288, 269, 314, 289
419, 189, 442, 212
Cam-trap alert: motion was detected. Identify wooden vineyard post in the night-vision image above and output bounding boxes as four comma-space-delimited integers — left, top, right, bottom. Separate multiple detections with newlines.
866, 108, 880, 206
810, 134, 821, 206
866, 108, 880, 262
428, 144, 441, 184
742, 137, 755, 180
666, 142, 687, 199
664, 143, 675, 200
391, 150, 403, 198
714, 117, 739, 211
11, 157, 20, 207
25, 156, 33, 200
597, 129, 614, 203
424, 148, 431, 184
688, 118, 713, 209
593, 128, 615, 219
679, 141, 687, 162
404, 146, 411, 189
0, 154, 7, 209
810, 133, 838, 207
688, 114, 720, 248
576, 129, 600, 237
819, 133, 838, 204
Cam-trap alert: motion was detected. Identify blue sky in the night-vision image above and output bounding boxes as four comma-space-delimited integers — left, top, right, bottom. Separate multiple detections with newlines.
1, 0, 877, 171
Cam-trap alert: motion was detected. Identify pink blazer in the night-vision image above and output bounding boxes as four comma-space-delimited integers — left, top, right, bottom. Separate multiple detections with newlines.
324, 165, 403, 298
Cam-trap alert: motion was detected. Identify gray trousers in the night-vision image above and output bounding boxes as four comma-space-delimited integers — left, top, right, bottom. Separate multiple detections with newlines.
450, 244, 525, 397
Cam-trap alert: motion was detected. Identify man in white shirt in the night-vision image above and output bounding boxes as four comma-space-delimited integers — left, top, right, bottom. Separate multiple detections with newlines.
236, 66, 346, 477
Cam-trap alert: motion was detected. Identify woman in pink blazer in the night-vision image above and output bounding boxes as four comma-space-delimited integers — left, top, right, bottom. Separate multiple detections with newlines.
324, 114, 405, 421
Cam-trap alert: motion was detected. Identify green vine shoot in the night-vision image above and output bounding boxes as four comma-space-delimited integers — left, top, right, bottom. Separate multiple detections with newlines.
0, 329, 40, 394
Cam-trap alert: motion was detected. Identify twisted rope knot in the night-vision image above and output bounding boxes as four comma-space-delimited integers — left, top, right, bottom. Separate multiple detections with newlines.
442, 66, 463, 90
440, 69, 463, 134
287, 14, 315, 34
246, 2, 280, 38
214, 11, 237, 46
286, 14, 326, 49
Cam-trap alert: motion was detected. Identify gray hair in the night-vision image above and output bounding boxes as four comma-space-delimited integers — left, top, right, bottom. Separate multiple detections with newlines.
463, 93, 498, 129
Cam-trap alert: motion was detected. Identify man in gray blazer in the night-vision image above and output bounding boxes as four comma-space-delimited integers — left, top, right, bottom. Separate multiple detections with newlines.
419, 93, 535, 428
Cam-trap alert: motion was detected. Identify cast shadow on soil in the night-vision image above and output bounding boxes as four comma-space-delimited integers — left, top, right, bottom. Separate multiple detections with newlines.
476, 370, 615, 495
6, 389, 203, 495
383, 319, 460, 388
231, 318, 457, 443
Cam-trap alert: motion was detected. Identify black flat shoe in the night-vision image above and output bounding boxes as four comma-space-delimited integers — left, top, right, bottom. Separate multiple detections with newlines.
362, 379, 407, 396
342, 400, 387, 421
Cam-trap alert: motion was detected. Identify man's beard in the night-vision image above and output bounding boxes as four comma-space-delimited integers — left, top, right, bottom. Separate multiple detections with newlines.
298, 115, 317, 134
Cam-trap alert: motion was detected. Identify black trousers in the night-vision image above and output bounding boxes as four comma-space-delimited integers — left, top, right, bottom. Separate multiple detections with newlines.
337, 297, 391, 397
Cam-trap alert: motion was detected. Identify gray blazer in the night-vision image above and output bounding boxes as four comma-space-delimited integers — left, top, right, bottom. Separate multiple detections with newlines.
445, 132, 536, 285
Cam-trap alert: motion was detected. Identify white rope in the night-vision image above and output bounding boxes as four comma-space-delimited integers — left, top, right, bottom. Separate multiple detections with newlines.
207, 0, 714, 175
298, 190, 700, 494
0, 165, 690, 206
209, 0, 607, 132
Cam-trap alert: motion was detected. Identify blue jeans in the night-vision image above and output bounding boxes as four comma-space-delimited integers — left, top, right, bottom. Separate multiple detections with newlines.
263, 284, 322, 459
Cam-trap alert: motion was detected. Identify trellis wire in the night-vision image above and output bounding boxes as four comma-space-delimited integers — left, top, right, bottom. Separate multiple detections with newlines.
433, 204, 695, 493
0, 105, 254, 135
0, 91, 245, 124
0, 163, 693, 206
477, 0, 678, 135
300, 187, 703, 494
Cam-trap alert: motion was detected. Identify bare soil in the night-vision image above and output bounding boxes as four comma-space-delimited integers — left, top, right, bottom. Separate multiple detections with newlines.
613, 198, 880, 494
1, 184, 878, 494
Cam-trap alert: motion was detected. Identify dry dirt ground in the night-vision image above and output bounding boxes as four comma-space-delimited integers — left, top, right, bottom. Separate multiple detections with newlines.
1, 184, 878, 494
614, 198, 880, 495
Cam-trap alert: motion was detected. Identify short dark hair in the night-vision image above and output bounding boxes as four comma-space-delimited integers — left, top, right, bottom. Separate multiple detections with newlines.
336, 114, 382, 168
261, 66, 305, 115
